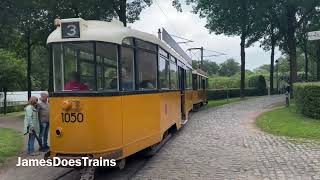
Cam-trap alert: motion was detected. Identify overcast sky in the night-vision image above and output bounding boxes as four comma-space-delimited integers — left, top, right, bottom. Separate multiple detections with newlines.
128, 0, 282, 70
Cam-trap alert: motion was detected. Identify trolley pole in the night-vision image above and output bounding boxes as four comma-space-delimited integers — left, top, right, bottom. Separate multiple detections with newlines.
158, 29, 162, 40
187, 47, 205, 70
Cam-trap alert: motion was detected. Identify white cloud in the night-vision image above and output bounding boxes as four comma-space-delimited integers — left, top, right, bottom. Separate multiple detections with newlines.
129, 0, 281, 70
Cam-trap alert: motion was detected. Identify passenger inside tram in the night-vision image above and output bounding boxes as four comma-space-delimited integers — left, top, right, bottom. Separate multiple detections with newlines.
121, 68, 134, 90
64, 71, 89, 91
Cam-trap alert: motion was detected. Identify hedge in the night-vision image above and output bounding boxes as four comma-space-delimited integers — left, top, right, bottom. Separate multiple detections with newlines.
0, 105, 25, 114
207, 88, 267, 100
294, 82, 320, 119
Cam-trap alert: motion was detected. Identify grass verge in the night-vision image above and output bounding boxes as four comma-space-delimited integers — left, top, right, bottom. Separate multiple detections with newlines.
256, 104, 320, 140
0, 128, 23, 165
207, 98, 243, 108
0, 111, 24, 118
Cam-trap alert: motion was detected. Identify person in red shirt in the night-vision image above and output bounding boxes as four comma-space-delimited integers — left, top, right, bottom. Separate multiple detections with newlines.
64, 72, 89, 91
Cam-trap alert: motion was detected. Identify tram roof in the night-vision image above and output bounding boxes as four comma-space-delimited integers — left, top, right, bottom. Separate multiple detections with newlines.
47, 18, 192, 69
192, 69, 208, 78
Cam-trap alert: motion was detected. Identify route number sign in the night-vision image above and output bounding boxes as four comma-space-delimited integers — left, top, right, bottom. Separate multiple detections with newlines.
308, 31, 320, 41
61, 22, 80, 39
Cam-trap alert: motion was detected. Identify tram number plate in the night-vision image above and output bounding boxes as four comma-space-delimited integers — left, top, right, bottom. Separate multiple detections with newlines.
61, 22, 80, 38
61, 113, 84, 123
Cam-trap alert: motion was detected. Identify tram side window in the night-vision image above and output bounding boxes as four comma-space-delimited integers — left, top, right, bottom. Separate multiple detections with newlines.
96, 43, 118, 91
186, 69, 192, 89
170, 62, 178, 89
137, 50, 157, 90
159, 56, 169, 89
136, 39, 157, 52
53, 44, 63, 91
192, 74, 198, 90
198, 76, 202, 89
202, 78, 207, 90
121, 47, 134, 91
62, 43, 94, 91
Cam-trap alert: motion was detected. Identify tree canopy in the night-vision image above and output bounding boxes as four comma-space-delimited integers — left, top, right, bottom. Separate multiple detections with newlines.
184, 0, 266, 97
0, 49, 26, 91
0, 0, 155, 94
218, 59, 240, 77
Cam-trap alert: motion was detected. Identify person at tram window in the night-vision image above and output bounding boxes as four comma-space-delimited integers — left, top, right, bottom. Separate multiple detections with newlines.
140, 80, 154, 89
121, 68, 134, 90
23, 96, 40, 156
37, 92, 50, 151
64, 71, 89, 91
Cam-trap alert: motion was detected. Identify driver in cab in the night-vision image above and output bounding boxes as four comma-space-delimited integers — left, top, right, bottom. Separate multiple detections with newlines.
64, 72, 89, 91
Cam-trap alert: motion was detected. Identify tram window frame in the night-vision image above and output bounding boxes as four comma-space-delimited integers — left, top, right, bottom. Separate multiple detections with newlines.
159, 55, 170, 89
120, 46, 135, 91
192, 74, 198, 90
96, 42, 119, 91
136, 49, 158, 90
63, 42, 95, 91
186, 69, 193, 90
169, 61, 178, 90
135, 39, 157, 52
202, 78, 207, 90
51, 41, 119, 92
159, 48, 168, 58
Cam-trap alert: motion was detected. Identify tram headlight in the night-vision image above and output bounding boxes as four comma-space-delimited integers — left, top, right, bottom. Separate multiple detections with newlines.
56, 128, 62, 136
62, 100, 72, 111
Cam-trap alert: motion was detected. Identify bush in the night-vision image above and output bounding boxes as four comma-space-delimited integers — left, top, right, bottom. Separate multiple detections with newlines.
294, 82, 320, 119
208, 76, 240, 89
207, 88, 267, 100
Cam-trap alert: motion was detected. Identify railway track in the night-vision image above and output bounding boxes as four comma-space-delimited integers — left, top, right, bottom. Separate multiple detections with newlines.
54, 133, 173, 180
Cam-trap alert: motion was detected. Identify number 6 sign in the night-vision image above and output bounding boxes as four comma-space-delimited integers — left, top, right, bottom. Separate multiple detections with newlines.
61, 22, 80, 39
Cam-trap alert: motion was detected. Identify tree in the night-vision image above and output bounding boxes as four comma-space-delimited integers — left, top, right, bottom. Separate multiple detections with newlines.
275, 1, 320, 90
219, 59, 240, 77
258, 0, 283, 93
111, 0, 152, 26
192, 60, 219, 76
255, 64, 270, 73
185, 0, 265, 97
0, 49, 26, 91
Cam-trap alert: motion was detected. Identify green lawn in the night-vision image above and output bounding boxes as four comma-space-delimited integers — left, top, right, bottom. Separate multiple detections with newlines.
256, 104, 320, 140
207, 98, 243, 108
0, 128, 23, 165
0, 111, 24, 118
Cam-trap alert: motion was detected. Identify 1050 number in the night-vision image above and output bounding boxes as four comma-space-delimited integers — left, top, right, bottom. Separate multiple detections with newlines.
61, 113, 84, 123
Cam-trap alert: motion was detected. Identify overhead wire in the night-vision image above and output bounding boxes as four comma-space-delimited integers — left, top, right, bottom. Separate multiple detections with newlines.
153, 0, 225, 62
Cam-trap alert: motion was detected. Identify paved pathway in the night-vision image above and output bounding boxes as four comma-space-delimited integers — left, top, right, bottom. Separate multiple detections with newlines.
99, 95, 320, 179
0, 113, 71, 180
1, 96, 320, 180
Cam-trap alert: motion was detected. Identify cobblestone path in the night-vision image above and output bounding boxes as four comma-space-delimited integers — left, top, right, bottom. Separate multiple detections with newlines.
105, 96, 320, 180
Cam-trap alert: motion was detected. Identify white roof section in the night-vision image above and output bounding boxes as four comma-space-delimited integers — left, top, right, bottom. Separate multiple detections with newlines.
47, 18, 192, 68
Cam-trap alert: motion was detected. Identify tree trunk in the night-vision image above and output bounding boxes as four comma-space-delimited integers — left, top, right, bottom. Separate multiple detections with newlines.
27, 29, 32, 100
317, 61, 320, 81
270, 44, 275, 94
317, 43, 320, 81
270, 24, 275, 94
240, 35, 246, 98
118, 0, 127, 26
286, 6, 297, 94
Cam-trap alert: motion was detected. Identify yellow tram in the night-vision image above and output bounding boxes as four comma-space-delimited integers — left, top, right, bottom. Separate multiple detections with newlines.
45, 18, 208, 165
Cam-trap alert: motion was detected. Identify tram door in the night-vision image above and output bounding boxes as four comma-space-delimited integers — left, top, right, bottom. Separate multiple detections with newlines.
178, 67, 186, 121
